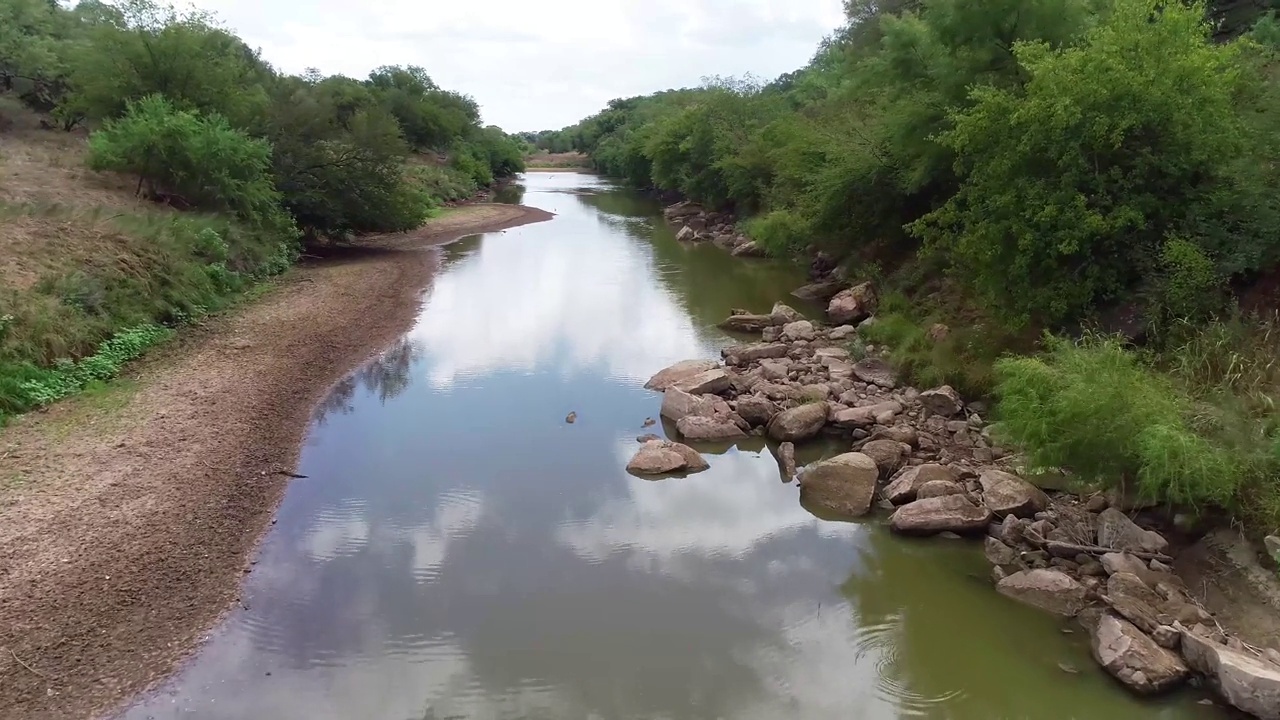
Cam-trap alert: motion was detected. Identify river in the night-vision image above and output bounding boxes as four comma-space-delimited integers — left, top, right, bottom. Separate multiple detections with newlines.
124, 172, 1224, 719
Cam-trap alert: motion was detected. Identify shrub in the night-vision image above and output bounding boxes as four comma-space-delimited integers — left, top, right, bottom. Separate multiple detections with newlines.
743, 209, 810, 257
87, 95, 289, 231
994, 334, 1261, 509
409, 164, 478, 203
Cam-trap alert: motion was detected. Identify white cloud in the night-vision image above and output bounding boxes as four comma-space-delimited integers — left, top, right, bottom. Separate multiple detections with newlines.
195, 0, 847, 129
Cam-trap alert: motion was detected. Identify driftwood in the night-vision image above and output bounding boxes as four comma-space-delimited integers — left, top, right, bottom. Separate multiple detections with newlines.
1044, 539, 1173, 563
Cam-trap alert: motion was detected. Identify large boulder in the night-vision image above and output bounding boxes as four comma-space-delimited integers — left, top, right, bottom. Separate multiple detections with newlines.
660, 387, 729, 422
792, 279, 847, 302
831, 401, 903, 429
719, 313, 775, 333
799, 453, 879, 517
979, 470, 1049, 519
731, 240, 769, 258
852, 357, 896, 389
1102, 572, 1166, 635
676, 225, 698, 242
767, 403, 829, 442
919, 385, 964, 417
860, 439, 910, 478
1090, 612, 1189, 694
1096, 508, 1169, 555
770, 302, 804, 324
781, 320, 817, 342
672, 368, 731, 396
645, 359, 719, 391
1181, 626, 1280, 719
627, 441, 710, 475
890, 494, 993, 536
827, 282, 877, 325
997, 569, 1091, 617
723, 342, 789, 363
985, 536, 1020, 567
883, 464, 959, 505
918, 480, 965, 500
735, 395, 778, 427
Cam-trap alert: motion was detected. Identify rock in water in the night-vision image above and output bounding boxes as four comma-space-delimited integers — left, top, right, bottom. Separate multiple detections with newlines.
718, 313, 775, 333
660, 387, 731, 422
852, 357, 896, 389
770, 302, 803, 324
799, 453, 879, 517
890, 494, 993, 536
985, 536, 1019, 567
1181, 626, 1280, 719
979, 470, 1049, 519
1096, 508, 1169, 554
626, 441, 709, 475
827, 282, 877, 324
646, 359, 720, 391
676, 415, 748, 442
676, 225, 698, 242
883, 464, 961, 505
919, 385, 964, 417
996, 569, 1091, 617
792, 279, 847, 302
767, 403, 829, 442
565, 412, 577, 424
731, 240, 769, 258
777, 441, 798, 481
1091, 612, 1189, 695
672, 368, 731, 396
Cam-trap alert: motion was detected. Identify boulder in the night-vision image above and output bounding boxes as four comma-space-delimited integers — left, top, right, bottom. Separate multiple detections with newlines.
828, 325, 857, 341
860, 439, 910, 478
676, 225, 698, 242
831, 401, 903, 429
890, 494, 993, 536
672, 368, 731, 396
917, 480, 964, 500
827, 282, 877, 325
767, 403, 829, 442
979, 470, 1049, 519
723, 342, 789, 363
1096, 508, 1169, 555
731, 240, 769, 258
997, 569, 1091, 617
919, 385, 964, 417
1100, 552, 1166, 584
1103, 572, 1165, 635
735, 395, 778, 427
626, 441, 710, 475
645, 359, 719, 391
814, 347, 852, 363
770, 302, 804, 324
719, 313, 775, 333
777, 441, 798, 481
852, 357, 896, 389
660, 388, 729, 422
882, 464, 959, 505
676, 415, 748, 442
782, 320, 817, 342
1181, 627, 1280, 719
759, 359, 790, 381
792, 279, 847, 302
985, 536, 1020, 567
1091, 612, 1189, 695
799, 453, 879, 517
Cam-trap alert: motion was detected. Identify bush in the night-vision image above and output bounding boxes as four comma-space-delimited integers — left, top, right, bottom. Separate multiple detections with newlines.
743, 209, 810, 257
409, 164, 478, 203
994, 334, 1265, 509
87, 95, 290, 232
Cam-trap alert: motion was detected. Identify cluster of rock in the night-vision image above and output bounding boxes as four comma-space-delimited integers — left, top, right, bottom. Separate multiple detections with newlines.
663, 201, 769, 257
626, 281, 1280, 718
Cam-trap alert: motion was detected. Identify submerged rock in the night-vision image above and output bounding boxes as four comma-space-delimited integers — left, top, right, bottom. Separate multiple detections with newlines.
997, 569, 1091, 617
799, 452, 879, 517
767, 403, 829, 442
979, 470, 1049, 519
890, 494, 993, 536
645, 359, 720, 391
1091, 612, 1189, 695
1181, 626, 1280, 719
626, 441, 710, 475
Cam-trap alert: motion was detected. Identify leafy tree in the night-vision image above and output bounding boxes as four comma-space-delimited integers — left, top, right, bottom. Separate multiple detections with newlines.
911, 0, 1247, 324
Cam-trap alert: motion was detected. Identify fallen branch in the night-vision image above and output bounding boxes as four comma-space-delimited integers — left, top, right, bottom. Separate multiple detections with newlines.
273, 471, 308, 479
1044, 540, 1173, 563
7, 648, 48, 678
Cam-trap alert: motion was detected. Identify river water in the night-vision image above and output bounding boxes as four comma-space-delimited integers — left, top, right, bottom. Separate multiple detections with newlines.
125, 173, 1224, 720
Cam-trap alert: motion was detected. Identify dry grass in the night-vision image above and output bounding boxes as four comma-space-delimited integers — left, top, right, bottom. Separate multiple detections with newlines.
526, 151, 591, 169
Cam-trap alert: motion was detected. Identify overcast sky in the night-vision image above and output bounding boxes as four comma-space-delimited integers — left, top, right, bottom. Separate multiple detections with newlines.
195, 0, 847, 132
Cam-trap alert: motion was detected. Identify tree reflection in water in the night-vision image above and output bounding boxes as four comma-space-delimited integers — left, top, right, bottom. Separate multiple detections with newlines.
312, 337, 421, 423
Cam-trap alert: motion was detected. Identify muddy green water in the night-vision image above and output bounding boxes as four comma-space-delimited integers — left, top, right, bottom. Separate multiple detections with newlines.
125, 173, 1225, 720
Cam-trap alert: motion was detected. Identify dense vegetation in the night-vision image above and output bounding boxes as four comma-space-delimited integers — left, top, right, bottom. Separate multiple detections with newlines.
549, 0, 1280, 528
0, 0, 526, 420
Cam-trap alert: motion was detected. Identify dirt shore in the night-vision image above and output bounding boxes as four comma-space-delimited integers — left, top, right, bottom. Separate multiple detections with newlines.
0, 203, 552, 720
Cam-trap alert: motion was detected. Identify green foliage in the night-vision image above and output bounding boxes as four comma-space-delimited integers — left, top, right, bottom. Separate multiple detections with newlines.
743, 209, 811, 257
0, 323, 172, 418
87, 95, 290, 230
995, 334, 1272, 510
1157, 237, 1221, 323
409, 164, 478, 203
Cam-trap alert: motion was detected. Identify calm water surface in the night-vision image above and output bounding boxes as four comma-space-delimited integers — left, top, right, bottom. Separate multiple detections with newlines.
126, 173, 1224, 720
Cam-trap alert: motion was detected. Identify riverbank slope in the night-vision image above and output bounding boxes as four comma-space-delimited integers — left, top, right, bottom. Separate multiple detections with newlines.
0, 203, 552, 720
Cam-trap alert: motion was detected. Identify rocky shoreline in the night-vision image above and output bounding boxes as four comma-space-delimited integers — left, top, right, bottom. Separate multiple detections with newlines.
625, 202, 1280, 719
